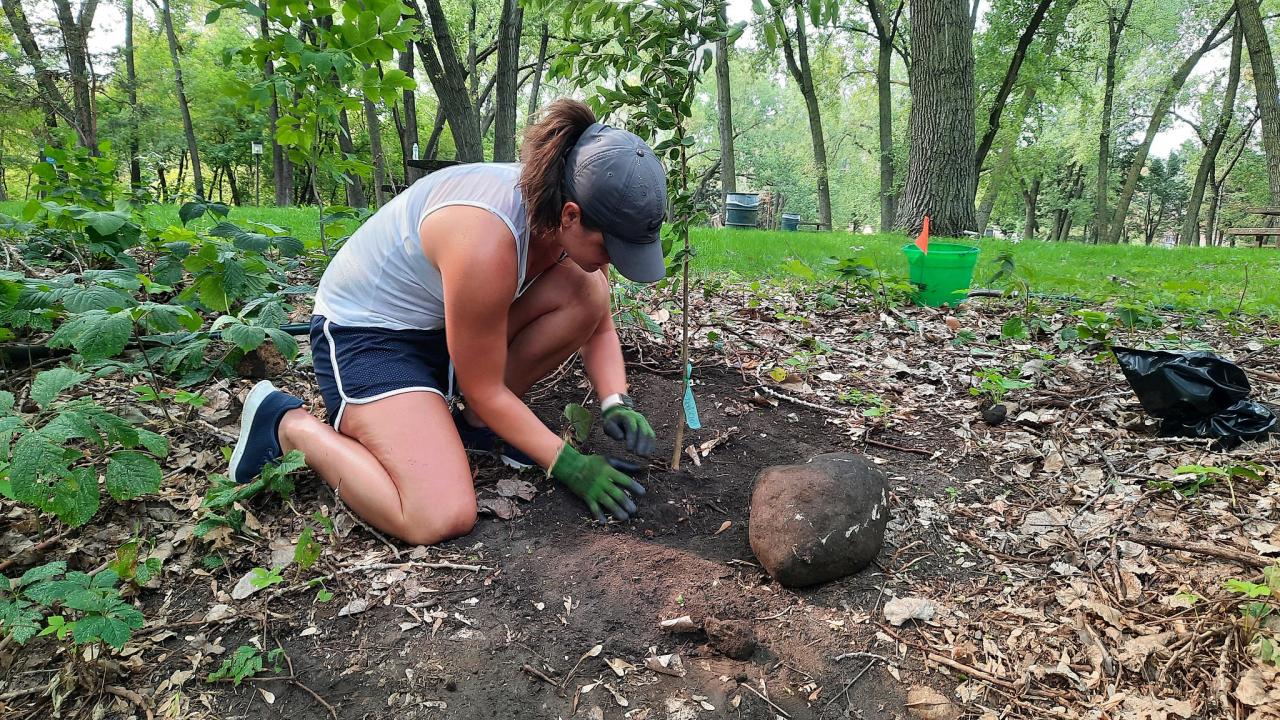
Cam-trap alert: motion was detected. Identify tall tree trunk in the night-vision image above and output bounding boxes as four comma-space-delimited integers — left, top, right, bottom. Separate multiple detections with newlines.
260, 11, 291, 206
410, 0, 485, 161
975, 135, 1014, 232
493, 0, 522, 162
1181, 20, 1240, 246
973, 0, 1056, 172
1022, 174, 1040, 240
210, 165, 223, 202
1103, 8, 1234, 245
1205, 173, 1222, 246
336, 109, 367, 207
527, 23, 550, 118
399, 48, 420, 183
124, 0, 141, 186
715, 0, 737, 220
155, 161, 168, 201
1094, 0, 1133, 244
364, 98, 388, 207
0, 127, 7, 201
158, 0, 205, 198
175, 149, 187, 194
867, 0, 900, 231
775, 0, 832, 229
893, 0, 976, 236
424, 106, 447, 159
227, 164, 242, 205
1, 0, 87, 147
1237, 0, 1280, 205
51, 0, 99, 151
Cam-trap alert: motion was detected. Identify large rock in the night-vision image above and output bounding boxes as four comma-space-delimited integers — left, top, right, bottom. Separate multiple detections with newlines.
748, 453, 889, 587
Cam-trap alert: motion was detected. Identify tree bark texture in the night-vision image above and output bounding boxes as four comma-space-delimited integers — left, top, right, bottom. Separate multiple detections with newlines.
527, 23, 550, 119
1103, 8, 1234, 245
260, 11, 292, 206
125, 0, 141, 186
973, 0, 1055, 172
411, 0, 484, 162
1181, 20, 1240, 246
51, 0, 99, 150
1237, 0, 1280, 205
1, 0, 86, 147
364, 98, 388, 207
893, 0, 977, 236
975, 133, 1014, 232
493, 0, 522, 162
399, 48, 420, 183
1022, 174, 1040, 239
1093, 0, 1133, 244
158, 0, 204, 198
776, 0, 832, 229
867, 0, 901, 231
336, 108, 367, 207
715, 1, 737, 219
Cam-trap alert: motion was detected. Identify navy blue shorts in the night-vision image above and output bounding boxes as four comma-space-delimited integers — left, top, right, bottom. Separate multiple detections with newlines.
310, 315, 454, 430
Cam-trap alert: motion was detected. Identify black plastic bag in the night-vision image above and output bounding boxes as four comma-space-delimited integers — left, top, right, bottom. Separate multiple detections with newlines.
1114, 347, 1276, 448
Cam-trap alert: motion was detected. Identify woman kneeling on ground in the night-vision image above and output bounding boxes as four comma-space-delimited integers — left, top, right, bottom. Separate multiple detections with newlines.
227, 99, 664, 545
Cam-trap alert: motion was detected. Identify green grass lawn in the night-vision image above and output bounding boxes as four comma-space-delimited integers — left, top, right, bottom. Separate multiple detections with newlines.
5, 200, 1278, 314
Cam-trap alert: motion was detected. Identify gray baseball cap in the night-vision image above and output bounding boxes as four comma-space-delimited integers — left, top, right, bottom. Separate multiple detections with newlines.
563, 122, 668, 283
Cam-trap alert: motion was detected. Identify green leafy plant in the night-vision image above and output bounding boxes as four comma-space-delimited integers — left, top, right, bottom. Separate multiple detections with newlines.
563, 403, 593, 445
0, 368, 169, 527
837, 388, 891, 418
0, 562, 144, 650
1225, 564, 1280, 665
970, 368, 1032, 405
197, 450, 306, 537
207, 644, 285, 685
109, 539, 165, 587
1149, 462, 1266, 499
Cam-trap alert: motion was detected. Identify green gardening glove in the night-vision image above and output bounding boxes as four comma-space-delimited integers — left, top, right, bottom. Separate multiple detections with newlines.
602, 404, 656, 457
550, 444, 647, 523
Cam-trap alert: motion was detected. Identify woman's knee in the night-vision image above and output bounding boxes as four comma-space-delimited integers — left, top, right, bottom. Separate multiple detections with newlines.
396, 489, 477, 545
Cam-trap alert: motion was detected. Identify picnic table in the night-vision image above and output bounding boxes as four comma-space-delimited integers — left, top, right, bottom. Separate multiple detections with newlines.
794, 220, 830, 231
1224, 207, 1280, 247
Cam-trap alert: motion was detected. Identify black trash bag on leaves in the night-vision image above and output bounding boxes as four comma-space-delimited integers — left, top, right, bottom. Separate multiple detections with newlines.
1114, 347, 1276, 448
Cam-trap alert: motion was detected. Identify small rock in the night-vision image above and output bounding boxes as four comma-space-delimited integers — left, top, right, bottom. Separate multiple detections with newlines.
748, 453, 890, 587
981, 403, 1007, 425
905, 685, 960, 720
704, 618, 757, 660
884, 597, 936, 626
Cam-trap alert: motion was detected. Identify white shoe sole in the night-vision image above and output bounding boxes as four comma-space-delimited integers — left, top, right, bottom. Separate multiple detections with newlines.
228, 380, 278, 482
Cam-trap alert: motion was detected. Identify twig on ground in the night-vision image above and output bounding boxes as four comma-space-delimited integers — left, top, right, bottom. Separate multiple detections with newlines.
522, 663, 557, 686
822, 655, 883, 710
738, 680, 791, 718
106, 686, 154, 720
1125, 533, 1272, 569
956, 531, 1053, 565
756, 384, 850, 416
0, 528, 72, 573
864, 437, 932, 456
332, 487, 401, 559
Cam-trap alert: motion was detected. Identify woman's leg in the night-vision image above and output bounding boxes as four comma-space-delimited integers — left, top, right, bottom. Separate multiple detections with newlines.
463, 262, 610, 429
276, 391, 475, 546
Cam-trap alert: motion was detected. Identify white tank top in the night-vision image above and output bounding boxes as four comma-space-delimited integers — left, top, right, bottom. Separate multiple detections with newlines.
313, 163, 531, 330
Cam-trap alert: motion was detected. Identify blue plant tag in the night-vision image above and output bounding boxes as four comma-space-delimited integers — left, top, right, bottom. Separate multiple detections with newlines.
682, 364, 701, 430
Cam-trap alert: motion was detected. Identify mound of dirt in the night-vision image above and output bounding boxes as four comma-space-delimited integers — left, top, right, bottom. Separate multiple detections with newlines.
748, 452, 890, 587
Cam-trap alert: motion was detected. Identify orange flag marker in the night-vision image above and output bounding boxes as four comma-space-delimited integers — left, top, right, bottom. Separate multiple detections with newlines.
914, 215, 931, 255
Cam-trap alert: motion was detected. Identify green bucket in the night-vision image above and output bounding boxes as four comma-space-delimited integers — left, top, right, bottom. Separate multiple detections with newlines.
901, 242, 980, 307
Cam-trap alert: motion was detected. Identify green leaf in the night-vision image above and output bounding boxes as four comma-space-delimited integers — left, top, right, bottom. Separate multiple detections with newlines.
31, 368, 91, 408
1225, 579, 1272, 598
61, 285, 134, 313
222, 323, 267, 352
0, 390, 13, 415
782, 259, 815, 280
9, 431, 68, 490
564, 403, 592, 444
0, 599, 44, 643
178, 201, 207, 226
265, 328, 299, 360
78, 211, 129, 236
136, 429, 169, 457
276, 235, 305, 257
769, 366, 788, 382
105, 451, 162, 500
48, 309, 133, 360
45, 467, 102, 528
73, 612, 134, 649
17, 561, 67, 588
1001, 316, 1028, 340
294, 527, 321, 570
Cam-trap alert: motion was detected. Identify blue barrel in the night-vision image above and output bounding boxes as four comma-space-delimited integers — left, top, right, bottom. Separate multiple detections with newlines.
781, 213, 800, 231
725, 192, 760, 229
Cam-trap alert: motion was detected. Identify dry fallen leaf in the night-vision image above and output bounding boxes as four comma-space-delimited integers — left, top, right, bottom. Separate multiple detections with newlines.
884, 597, 936, 626
905, 685, 960, 720
604, 657, 635, 677
660, 616, 698, 632
713, 520, 732, 536
645, 654, 686, 677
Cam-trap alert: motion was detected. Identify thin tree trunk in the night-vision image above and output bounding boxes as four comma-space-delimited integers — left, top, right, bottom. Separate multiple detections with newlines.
893, 0, 976, 236
1205, 174, 1221, 246
410, 0, 485, 161
1238, 0, 1280, 205
0, 127, 7, 202
975, 136, 1014, 232
1182, 20, 1240, 246
1094, 0, 1133, 244
527, 23, 550, 118
493, 0, 522, 162
260, 10, 291, 206
124, 0, 141, 186
227, 164, 242, 205
1023, 174, 1040, 240
364, 98, 388, 207
1, 0, 79, 143
158, 0, 204, 198
424, 106, 447, 159
51, 0, 99, 151
776, 0, 832, 229
715, 0, 737, 220
973, 0, 1056, 172
175, 149, 187, 194
155, 161, 168, 201
336, 109, 367, 207
399, 48, 420, 183
867, 0, 901, 231
1104, 8, 1234, 245
210, 165, 223, 203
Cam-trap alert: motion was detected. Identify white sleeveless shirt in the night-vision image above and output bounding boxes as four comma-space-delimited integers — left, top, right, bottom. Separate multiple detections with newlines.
313, 163, 531, 330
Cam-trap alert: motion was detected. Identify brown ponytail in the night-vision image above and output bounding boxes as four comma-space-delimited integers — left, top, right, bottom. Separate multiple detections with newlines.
519, 99, 597, 239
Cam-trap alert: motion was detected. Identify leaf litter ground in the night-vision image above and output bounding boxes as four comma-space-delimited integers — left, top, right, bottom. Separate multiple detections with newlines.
2, 281, 1278, 720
